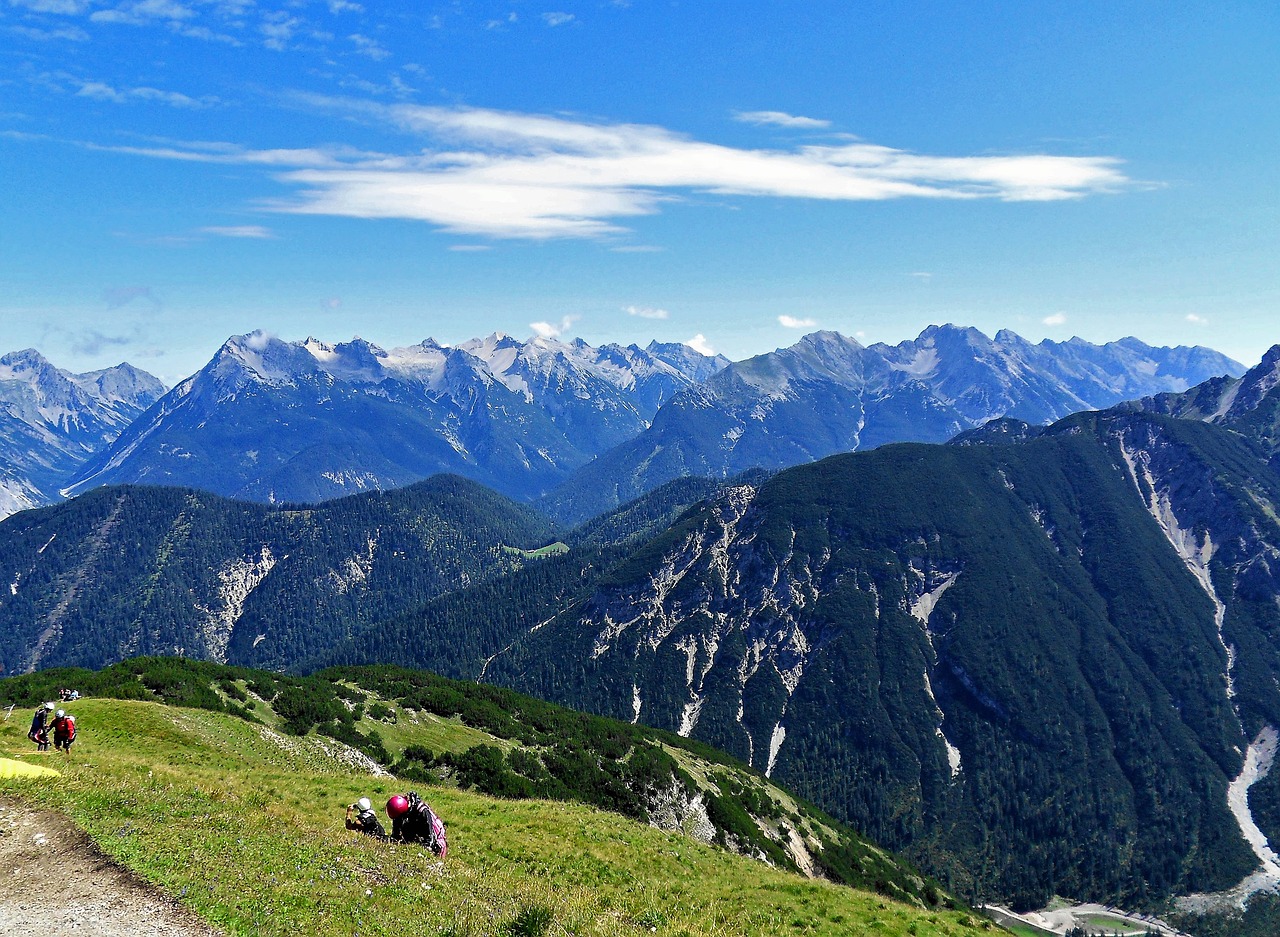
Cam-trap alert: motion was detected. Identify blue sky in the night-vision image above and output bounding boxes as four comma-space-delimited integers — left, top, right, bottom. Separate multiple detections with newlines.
2, 0, 1277, 382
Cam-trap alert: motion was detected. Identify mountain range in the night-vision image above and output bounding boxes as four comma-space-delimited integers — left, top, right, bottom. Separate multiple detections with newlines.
0, 325, 1241, 523
0, 349, 165, 518
59, 331, 730, 508
543, 325, 1246, 522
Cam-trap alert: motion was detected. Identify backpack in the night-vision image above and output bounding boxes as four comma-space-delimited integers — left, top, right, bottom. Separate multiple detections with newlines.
356, 808, 386, 839
62, 715, 76, 740
406, 791, 447, 857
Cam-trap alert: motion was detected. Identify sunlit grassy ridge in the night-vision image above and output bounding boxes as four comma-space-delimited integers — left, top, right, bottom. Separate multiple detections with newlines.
1, 697, 999, 936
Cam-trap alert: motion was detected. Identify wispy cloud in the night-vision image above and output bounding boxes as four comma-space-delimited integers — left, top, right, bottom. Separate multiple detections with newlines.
76, 80, 216, 108
200, 224, 274, 238
102, 285, 161, 309
625, 305, 668, 320
74, 102, 1132, 240
8, 23, 90, 41
1043, 312, 1067, 326
778, 314, 817, 329
69, 328, 134, 355
733, 110, 831, 129
349, 33, 390, 60
541, 12, 575, 26
447, 244, 491, 252
686, 333, 715, 356
1185, 313, 1207, 325
529, 315, 579, 339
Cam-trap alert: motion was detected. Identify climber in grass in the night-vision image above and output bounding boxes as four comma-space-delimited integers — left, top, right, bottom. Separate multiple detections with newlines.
28, 702, 54, 751
386, 792, 447, 857
50, 710, 75, 754
344, 797, 387, 839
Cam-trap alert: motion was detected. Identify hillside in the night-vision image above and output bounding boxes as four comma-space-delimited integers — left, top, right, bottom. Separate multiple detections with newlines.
321, 408, 1280, 915
0, 476, 556, 675
0, 658, 986, 937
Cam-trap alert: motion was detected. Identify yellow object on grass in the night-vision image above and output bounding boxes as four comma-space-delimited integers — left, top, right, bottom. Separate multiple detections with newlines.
0, 756, 61, 779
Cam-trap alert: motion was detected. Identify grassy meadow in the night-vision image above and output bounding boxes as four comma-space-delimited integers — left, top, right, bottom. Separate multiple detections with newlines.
0, 694, 1001, 936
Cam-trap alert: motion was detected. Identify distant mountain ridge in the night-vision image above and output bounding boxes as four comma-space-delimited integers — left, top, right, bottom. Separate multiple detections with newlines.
544, 325, 1245, 522
3, 326, 1244, 522
0, 349, 165, 518
62, 331, 730, 506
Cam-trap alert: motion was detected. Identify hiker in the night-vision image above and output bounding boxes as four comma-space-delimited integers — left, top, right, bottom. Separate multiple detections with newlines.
344, 797, 387, 839
50, 710, 75, 754
28, 702, 54, 751
386, 792, 447, 856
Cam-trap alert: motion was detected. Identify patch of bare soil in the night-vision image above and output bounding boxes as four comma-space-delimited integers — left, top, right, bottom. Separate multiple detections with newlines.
0, 798, 220, 937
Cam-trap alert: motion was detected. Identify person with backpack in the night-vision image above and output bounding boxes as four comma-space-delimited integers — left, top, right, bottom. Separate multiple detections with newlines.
28, 702, 54, 751
344, 797, 387, 839
50, 710, 75, 754
385, 792, 447, 857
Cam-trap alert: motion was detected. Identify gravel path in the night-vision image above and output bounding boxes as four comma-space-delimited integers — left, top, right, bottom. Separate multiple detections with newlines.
0, 798, 220, 937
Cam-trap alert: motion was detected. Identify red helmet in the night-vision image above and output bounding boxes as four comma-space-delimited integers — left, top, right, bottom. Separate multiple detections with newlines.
386, 795, 410, 819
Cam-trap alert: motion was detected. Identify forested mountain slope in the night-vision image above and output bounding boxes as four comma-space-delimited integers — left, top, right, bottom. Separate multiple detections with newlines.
334, 409, 1280, 911
0, 476, 555, 675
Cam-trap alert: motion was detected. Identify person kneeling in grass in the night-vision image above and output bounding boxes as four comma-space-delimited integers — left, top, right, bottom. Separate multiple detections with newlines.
345, 797, 387, 839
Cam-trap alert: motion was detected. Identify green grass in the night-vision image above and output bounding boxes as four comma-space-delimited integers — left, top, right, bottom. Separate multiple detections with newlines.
1, 698, 998, 936
501, 542, 570, 559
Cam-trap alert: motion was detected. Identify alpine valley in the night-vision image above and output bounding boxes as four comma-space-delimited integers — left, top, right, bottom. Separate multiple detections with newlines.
5, 326, 1280, 934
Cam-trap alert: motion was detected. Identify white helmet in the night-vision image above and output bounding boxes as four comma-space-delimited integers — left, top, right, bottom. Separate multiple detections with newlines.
56, 709, 64, 717
45, 702, 55, 710
357, 797, 372, 812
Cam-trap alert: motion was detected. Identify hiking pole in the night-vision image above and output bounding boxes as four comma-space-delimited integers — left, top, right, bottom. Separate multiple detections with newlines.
3, 704, 13, 721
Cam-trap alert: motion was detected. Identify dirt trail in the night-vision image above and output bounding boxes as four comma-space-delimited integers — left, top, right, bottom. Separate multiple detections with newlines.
0, 798, 219, 936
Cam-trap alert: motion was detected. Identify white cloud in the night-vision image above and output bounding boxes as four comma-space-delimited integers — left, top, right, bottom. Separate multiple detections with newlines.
447, 244, 491, 251
1042, 313, 1067, 326
542, 12, 575, 26
200, 225, 274, 238
733, 110, 831, 129
909, 271, 932, 279
778, 314, 816, 329
328, 0, 362, 12
75, 80, 215, 107
93, 101, 1131, 240
529, 315, 578, 339
625, 305, 668, 320
349, 33, 390, 60
9, 0, 91, 12
1186, 313, 1208, 325
686, 333, 715, 356
89, 0, 197, 26
8, 24, 90, 41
